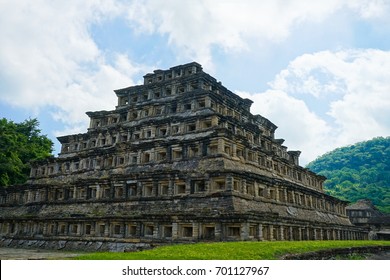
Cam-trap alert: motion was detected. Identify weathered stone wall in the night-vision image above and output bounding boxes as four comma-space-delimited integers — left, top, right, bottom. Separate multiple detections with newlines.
0, 193, 236, 219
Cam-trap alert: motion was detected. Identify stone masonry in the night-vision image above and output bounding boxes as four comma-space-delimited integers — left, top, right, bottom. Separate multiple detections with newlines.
0, 62, 367, 250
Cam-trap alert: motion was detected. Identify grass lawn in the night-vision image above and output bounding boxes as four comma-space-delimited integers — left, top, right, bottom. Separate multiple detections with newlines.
74, 240, 389, 260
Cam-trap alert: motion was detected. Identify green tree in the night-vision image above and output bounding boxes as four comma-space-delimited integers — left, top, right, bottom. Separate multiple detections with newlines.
306, 137, 390, 213
0, 118, 53, 186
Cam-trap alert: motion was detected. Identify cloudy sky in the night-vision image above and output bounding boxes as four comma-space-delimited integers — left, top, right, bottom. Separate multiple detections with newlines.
1, 0, 390, 165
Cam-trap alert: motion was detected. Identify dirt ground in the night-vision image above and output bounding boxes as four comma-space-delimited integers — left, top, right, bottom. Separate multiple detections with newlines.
0, 247, 84, 260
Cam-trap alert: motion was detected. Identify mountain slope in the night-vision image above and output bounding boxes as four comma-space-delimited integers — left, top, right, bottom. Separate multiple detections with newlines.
306, 137, 390, 213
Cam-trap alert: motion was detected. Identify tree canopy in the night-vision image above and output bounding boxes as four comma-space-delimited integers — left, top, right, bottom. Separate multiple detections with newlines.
0, 118, 53, 187
306, 137, 390, 213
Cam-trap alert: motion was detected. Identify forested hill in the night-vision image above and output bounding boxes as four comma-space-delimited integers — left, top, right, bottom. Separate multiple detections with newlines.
306, 137, 390, 213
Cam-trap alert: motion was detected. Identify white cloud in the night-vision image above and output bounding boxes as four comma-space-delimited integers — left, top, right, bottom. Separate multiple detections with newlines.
270, 51, 351, 97
327, 50, 390, 144
125, 0, 390, 69
250, 49, 390, 163
0, 0, 143, 136
347, 0, 390, 19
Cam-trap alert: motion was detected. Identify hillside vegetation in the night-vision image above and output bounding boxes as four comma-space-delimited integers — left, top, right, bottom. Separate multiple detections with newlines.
306, 137, 390, 213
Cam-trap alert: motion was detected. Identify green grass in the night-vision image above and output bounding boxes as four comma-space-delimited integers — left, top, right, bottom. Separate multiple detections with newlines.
74, 240, 389, 260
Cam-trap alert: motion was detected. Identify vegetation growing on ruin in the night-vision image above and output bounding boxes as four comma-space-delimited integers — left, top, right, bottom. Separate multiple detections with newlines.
74, 240, 389, 260
306, 137, 390, 213
0, 118, 53, 187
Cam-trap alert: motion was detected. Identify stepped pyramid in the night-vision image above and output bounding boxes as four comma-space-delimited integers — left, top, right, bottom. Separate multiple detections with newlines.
0, 62, 366, 250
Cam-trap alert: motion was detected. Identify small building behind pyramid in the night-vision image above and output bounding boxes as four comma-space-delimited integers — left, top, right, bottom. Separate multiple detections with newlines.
0, 62, 367, 251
